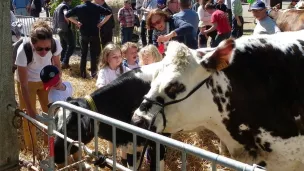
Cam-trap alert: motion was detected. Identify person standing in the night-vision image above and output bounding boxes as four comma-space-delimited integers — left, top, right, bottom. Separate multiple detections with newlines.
251, 1, 280, 35
53, 0, 75, 69
225, 0, 232, 26
140, 0, 158, 46
12, 0, 30, 15
231, 0, 243, 38
95, 0, 115, 48
174, 0, 199, 49
15, 21, 62, 153
203, 3, 231, 47
163, 0, 179, 16
118, 0, 135, 44
30, 0, 42, 17
65, 0, 112, 79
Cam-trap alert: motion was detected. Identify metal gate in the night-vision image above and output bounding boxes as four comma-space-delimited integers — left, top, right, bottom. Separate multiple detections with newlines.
29, 101, 266, 171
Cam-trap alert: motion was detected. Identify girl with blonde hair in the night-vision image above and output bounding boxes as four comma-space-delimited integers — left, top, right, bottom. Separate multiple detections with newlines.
96, 43, 129, 88
138, 45, 163, 66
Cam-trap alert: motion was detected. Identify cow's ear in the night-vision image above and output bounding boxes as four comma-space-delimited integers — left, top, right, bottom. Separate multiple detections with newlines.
200, 38, 235, 71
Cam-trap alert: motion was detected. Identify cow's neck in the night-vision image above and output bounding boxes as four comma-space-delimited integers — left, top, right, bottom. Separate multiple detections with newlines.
172, 71, 243, 153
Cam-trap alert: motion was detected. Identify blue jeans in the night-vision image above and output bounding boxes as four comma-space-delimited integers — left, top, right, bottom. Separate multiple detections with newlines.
15, 8, 28, 15
121, 27, 134, 44
58, 29, 75, 65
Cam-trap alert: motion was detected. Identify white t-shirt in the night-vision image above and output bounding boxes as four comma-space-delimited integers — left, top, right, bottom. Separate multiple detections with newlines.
48, 82, 73, 103
197, 6, 212, 26
15, 38, 62, 82
253, 16, 281, 35
96, 66, 130, 88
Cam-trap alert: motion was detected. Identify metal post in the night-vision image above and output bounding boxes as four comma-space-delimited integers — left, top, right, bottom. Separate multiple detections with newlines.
182, 152, 186, 171
133, 134, 137, 171
94, 120, 99, 171
63, 108, 68, 167
77, 113, 82, 171
48, 116, 55, 171
112, 126, 117, 171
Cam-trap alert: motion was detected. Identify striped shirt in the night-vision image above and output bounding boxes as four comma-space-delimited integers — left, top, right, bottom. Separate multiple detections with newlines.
118, 7, 135, 27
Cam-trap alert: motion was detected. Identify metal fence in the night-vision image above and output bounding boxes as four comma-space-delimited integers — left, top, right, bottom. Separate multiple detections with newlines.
35, 101, 265, 171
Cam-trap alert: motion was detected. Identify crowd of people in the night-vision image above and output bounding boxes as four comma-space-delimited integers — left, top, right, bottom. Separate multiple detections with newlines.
12, 0, 287, 157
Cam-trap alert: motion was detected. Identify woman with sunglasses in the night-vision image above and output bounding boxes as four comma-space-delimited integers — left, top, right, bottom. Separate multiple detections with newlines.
146, 9, 197, 53
15, 20, 62, 153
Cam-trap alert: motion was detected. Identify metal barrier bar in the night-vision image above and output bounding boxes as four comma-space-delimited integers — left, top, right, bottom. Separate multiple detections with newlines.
132, 134, 137, 171
182, 152, 186, 170
77, 113, 83, 171
63, 108, 68, 167
7, 105, 130, 171
212, 160, 217, 171
156, 142, 160, 171
112, 126, 117, 171
94, 120, 99, 171
49, 102, 266, 171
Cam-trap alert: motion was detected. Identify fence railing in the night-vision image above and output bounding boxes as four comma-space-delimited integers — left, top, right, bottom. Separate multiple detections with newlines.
42, 101, 266, 171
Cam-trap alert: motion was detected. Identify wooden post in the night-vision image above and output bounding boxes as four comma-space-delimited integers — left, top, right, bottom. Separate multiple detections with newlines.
0, 1, 19, 170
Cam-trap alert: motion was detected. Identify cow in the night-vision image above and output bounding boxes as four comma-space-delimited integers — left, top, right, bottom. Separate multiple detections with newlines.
54, 62, 167, 170
268, 8, 304, 31
132, 31, 304, 171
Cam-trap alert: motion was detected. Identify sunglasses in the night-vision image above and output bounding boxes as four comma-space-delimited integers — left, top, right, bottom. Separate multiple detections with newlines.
152, 18, 162, 27
35, 47, 51, 52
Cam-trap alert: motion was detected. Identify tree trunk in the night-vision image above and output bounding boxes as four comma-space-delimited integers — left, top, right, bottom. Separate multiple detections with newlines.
0, 1, 19, 170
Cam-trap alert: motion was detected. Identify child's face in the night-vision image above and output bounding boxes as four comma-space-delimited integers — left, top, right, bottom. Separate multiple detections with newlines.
107, 50, 122, 69
141, 54, 155, 65
125, 47, 138, 63
52, 78, 62, 89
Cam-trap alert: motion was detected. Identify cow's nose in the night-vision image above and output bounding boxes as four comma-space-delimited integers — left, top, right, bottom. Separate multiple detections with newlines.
131, 115, 149, 129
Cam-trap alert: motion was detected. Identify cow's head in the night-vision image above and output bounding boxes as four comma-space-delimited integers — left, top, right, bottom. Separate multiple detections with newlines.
132, 40, 235, 133
54, 97, 94, 164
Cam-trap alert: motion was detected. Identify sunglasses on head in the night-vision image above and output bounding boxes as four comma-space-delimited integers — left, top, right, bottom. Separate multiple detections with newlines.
35, 47, 51, 52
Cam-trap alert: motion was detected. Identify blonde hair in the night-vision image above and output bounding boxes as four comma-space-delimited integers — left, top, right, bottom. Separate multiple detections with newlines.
30, 20, 53, 44
99, 43, 124, 73
121, 42, 138, 57
138, 45, 163, 66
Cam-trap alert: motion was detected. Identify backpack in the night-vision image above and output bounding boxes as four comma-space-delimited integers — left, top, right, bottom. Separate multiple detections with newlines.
12, 37, 57, 73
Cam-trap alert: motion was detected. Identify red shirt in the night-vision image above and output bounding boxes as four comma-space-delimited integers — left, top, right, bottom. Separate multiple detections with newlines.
211, 10, 231, 35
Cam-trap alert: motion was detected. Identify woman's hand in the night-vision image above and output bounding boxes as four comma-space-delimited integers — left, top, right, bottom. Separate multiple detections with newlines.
157, 31, 176, 43
157, 35, 171, 43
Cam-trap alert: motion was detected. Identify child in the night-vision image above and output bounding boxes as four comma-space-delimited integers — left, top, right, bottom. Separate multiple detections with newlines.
138, 45, 163, 66
40, 65, 73, 104
96, 43, 129, 88
121, 42, 140, 69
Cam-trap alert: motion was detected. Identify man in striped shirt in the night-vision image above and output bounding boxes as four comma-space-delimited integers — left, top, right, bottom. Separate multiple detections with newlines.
118, 0, 135, 44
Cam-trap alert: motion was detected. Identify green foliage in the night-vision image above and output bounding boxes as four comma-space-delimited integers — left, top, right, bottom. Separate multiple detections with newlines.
50, 0, 82, 16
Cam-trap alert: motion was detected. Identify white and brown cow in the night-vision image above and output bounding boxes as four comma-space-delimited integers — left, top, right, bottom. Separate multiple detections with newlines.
132, 31, 304, 171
